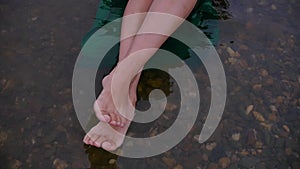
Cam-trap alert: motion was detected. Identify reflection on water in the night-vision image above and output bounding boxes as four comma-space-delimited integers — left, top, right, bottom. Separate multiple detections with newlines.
85, 145, 118, 169
0, 0, 299, 168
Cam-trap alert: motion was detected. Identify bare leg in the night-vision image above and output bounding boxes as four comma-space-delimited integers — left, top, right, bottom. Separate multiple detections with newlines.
93, 0, 153, 127
84, 0, 197, 151
84, 0, 153, 149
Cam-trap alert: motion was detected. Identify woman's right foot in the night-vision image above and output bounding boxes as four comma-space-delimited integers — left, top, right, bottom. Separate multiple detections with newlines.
94, 70, 140, 127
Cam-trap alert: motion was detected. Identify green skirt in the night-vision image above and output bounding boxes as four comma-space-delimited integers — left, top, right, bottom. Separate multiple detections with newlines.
82, 0, 220, 46
83, 0, 220, 99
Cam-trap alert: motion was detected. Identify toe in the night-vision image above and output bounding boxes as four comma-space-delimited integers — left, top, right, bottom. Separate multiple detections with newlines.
94, 136, 109, 148
103, 114, 111, 122
109, 113, 117, 125
115, 114, 122, 126
90, 134, 100, 147
96, 111, 111, 123
94, 102, 110, 123
102, 141, 118, 151
83, 135, 90, 145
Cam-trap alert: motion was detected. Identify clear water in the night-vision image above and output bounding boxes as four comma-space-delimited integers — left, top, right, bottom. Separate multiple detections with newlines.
0, 0, 299, 168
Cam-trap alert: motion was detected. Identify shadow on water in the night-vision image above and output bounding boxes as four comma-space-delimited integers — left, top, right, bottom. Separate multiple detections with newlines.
85, 145, 118, 169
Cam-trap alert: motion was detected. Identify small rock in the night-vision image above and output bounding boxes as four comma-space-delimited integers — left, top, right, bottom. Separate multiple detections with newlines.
193, 134, 200, 142
165, 103, 178, 111
246, 7, 253, 13
202, 154, 209, 161
282, 125, 290, 133
162, 157, 176, 167
255, 141, 263, 149
1, 79, 14, 92
31, 16, 38, 21
252, 84, 262, 90
265, 77, 274, 85
206, 142, 217, 151
218, 157, 231, 168
0, 131, 8, 144
246, 129, 257, 146
260, 69, 268, 76
231, 133, 240, 141
276, 96, 284, 103
285, 148, 292, 155
174, 164, 183, 169
240, 149, 249, 156
260, 122, 272, 131
269, 105, 277, 112
239, 157, 260, 168
245, 105, 254, 115
271, 4, 277, 10
268, 113, 277, 122
11, 160, 22, 169
239, 44, 249, 50
255, 162, 267, 169
228, 57, 238, 64
108, 159, 116, 164
252, 111, 265, 122
207, 163, 218, 169
227, 47, 239, 57
53, 158, 68, 169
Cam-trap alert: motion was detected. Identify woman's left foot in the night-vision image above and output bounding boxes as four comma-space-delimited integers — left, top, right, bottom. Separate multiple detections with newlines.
83, 121, 130, 151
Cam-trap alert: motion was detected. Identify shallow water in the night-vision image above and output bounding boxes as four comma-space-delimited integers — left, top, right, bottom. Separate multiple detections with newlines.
0, 0, 299, 168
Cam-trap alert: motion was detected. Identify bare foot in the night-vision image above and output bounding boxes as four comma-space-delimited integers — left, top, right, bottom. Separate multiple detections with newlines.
94, 70, 140, 127
83, 121, 130, 151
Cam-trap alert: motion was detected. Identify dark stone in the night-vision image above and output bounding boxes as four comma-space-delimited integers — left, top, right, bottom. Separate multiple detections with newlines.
238, 157, 260, 168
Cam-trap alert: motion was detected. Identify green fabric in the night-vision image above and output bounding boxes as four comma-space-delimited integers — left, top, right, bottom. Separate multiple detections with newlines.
82, 0, 219, 46
83, 0, 220, 100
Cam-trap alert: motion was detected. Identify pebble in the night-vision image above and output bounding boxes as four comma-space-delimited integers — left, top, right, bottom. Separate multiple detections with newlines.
202, 154, 209, 161
31, 16, 38, 21
252, 111, 265, 122
231, 133, 240, 141
260, 122, 272, 131
165, 103, 178, 111
0, 131, 8, 144
252, 84, 262, 90
271, 4, 277, 10
269, 105, 278, 112
206, 142, 217, 151
174, 164, 183, 169
162, 157, 176, 167
239, 157, 259, 168
11, 160, 22, 169
245, 105, 254, 115
246, 7, 253, 13
207, 163, 218, 169
53, 158, 68, 169
108, 159, 116, 164
240, 149, 250, 156
260, 69, 269, 76
246, 129, 257, 146
268, 113, 277, 122
276, 96, 284, 103
255, 141, 263, 149
285, 148, 292, 155
193, 134, 200, 142
228, 57, 238, 64
218, 157, 231, 168
227, 47, 239, 57
282, 125, 290, 133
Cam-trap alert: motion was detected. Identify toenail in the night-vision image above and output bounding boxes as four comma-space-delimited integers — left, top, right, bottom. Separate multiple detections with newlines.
104, 115, 110, 122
